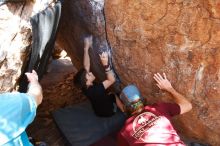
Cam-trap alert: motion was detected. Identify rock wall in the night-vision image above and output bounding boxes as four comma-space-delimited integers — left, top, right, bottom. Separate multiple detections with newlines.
56, 0, 115, 83
57, 0, 220, 145
0, 0, 55, 92
0, 2, 32, 92
105, 0, 220, 145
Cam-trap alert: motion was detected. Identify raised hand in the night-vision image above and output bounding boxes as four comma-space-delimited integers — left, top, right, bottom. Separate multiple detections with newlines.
154, 73, 192, 114
25, 70, 39, 83
99, 52, 109, 66
153, 73, 173, 92
84, 35, 93, 50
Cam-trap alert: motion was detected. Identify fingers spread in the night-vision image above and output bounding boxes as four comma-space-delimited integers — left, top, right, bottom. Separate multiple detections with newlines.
153, 76, 160, 83
157, 73, 163, 80
154, 74, 161, 82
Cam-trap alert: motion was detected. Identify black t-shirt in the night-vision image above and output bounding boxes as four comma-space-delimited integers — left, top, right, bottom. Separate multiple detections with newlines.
83, 83, 116, 117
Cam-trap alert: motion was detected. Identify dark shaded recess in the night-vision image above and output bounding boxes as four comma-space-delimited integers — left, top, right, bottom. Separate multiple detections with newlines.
58, 0, 121, 93
19, 1, 62, 92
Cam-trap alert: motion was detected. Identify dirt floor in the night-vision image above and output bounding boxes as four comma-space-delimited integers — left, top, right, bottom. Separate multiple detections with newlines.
27, 57, 87, 145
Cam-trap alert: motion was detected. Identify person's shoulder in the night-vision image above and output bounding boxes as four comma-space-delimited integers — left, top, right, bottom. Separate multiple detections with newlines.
144, 102, 158, 108
144, 102, 169, 111
156, 102, 179, 107
154, 102, 180, 116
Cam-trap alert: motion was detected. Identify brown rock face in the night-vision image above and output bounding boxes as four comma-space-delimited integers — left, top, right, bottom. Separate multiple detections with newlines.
105, 0, 220, 145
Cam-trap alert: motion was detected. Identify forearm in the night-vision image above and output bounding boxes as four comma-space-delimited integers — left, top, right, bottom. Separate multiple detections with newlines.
27, 81, 43, 106
83, 47, 90, 72
102, 66, 116, 89
106, 69, 116, 83
167, 87, 192, 114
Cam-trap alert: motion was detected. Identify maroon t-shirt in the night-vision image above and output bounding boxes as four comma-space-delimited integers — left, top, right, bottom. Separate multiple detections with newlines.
118, 102, 185, 146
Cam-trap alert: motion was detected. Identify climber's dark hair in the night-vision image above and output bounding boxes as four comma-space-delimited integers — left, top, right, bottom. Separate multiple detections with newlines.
73, 68, 87, 90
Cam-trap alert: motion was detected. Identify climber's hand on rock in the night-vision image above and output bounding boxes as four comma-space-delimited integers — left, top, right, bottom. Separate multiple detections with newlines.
99, 51, 109, 66
153, 73, 173, 92
84, 35, 93, 50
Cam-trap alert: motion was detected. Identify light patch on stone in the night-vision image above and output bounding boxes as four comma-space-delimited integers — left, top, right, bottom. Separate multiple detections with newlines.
144, 74, 148, 80
1, 17, 20, 44
191, 63, 205, 96
179, 36, 201, 52
182, 65, 192, 76
169, 60, 176, 68
179, 36, 192, 52
196, 63, 205, 81
32, 0, 54, 16
166, 44, 177, 52
89, 0, 104, 11
0, 50, 6, 62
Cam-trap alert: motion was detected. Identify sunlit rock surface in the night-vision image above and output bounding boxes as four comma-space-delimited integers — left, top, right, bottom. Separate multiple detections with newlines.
0, 0, 55, 92
105, 0, 220, 145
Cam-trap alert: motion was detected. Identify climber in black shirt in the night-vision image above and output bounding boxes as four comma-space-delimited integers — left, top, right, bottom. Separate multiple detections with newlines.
74, 35, 124, 117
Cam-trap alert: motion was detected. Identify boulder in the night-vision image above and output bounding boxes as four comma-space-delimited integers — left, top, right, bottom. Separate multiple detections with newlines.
105, 0, 220, 145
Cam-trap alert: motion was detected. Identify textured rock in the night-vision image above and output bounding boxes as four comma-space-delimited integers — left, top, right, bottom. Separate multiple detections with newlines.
0, 2, 32, 92
56, 0, 114, 82
105, 0, 220, 145
0, 0, 55, 92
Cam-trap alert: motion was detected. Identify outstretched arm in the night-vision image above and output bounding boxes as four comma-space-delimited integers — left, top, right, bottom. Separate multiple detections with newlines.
153, 73, 192, 114
25, 70, 43, 106
99, 52, 115, 89
83, 36, 93, 72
